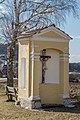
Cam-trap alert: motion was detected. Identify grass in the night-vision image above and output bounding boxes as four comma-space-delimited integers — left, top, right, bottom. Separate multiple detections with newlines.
0, 89, 80, 120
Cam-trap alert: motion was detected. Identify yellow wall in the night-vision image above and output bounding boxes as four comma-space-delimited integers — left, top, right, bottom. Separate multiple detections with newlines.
40, 84, 63, 104
18, 40, 30, 99
18, 29, 70, 105
30, 39, 69, 104
33, 40, 68, 53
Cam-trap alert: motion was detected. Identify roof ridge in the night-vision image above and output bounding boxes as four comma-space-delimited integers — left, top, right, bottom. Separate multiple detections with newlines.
21, 24, 72, 39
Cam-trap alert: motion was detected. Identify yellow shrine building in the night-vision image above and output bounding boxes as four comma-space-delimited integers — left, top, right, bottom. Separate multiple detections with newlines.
18, 25, 72, 109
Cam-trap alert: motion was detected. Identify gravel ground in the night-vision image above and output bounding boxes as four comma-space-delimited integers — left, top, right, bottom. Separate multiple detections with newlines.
0, 89, 80, 120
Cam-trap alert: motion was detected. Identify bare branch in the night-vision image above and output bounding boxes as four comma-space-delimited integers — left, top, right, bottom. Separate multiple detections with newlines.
0, 0, 5, 3
0, 0, 79, 86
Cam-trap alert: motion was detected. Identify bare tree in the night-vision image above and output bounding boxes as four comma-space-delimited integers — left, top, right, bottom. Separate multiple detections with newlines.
0, 0, 80, 86
0, 0, 5, 3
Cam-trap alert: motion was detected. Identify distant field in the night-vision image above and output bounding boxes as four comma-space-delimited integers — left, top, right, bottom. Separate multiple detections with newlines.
0, 78, 17, 82
0, 78, 7, 82
0, 78, 80, 102
0, 78, 18, 88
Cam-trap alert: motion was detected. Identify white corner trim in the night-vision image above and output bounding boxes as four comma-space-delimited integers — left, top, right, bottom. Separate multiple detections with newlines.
30, 55, 40, 59
63, 94, 70, 99
60, 54, 69, 62
60, 54, 69, 59
60, 94, 70, 98
60, 59, 69, 62
30, 45, 39, 48
60, 53, 69, 57
30, 51, 40, 60
60, 57, 69, 60
30, 52, 40, 55
28, 96, 41, 100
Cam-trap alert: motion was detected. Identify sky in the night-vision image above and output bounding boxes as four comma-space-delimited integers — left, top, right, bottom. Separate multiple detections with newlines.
0, 1, 80, 63
61, 16, 80, 63
0, 11, 80, 63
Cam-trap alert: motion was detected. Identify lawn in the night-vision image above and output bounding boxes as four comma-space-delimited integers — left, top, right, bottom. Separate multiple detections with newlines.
0, 88, 80, 120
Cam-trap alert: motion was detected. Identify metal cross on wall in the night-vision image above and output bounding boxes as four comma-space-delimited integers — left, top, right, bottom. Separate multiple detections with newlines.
40, 49, 51, 83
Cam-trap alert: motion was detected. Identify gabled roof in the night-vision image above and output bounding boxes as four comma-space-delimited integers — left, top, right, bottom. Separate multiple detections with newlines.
19, 24, 72, 40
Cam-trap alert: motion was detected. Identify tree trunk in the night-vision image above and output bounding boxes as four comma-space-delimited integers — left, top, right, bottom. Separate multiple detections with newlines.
7, 43, 14, 87
7, 29, 17, 86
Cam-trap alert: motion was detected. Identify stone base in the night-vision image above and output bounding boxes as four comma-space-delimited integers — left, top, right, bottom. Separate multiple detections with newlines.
63, 98, 75, 108
19, 98, 41, 109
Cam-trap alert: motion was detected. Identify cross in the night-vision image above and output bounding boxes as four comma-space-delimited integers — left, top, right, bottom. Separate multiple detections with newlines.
40, 49, 51, 83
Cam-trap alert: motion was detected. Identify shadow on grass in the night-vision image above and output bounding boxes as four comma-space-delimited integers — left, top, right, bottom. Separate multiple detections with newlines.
42, 103, 80, 113
6, 99, 15, 102
5, 98, 80, 114
1, 88, 80, 114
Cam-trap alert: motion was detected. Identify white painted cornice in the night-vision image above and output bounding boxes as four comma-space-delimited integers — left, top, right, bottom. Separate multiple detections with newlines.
18, 26, 72, 42
31, 36, 69, 42
33, 26, 72, 40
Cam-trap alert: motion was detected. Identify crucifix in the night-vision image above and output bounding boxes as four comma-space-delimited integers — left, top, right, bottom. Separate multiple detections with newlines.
40, 49, 51, 83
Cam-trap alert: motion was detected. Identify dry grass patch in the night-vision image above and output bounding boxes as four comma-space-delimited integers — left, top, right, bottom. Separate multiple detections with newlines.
0, 88, 80, 120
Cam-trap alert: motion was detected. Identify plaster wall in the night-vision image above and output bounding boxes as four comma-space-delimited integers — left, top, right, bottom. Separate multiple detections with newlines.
18, 28, 70, 106
18, 41, 30, 99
